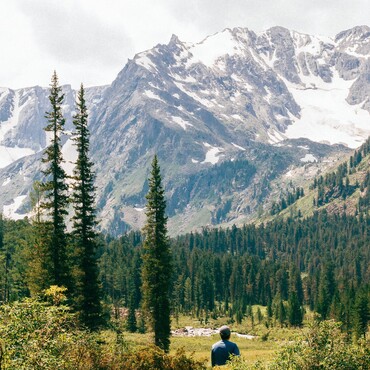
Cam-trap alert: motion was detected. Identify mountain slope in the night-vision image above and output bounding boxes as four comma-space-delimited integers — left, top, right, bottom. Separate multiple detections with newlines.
263, 137, 370, 224
0, 25, 369, 235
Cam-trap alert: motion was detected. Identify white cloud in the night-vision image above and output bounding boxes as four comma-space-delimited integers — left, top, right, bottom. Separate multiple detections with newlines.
0, 0, 369, 89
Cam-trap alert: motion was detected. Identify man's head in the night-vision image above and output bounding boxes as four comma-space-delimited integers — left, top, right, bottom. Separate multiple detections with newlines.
219, 325, 231, 340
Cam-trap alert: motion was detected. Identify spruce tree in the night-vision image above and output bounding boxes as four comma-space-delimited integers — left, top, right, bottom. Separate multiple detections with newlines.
141, 155, 172, 352
126, 282, 137, 332
40, 71, 70, 290
352, 288, 369, 339
288, 291, 303, 326
71, 84, 102, 329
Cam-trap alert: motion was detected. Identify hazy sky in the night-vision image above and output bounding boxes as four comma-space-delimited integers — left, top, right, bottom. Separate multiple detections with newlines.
1, 0, 369, 89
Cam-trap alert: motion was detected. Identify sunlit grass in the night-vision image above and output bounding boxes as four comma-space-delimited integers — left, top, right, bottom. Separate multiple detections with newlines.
118, 310, 315, 368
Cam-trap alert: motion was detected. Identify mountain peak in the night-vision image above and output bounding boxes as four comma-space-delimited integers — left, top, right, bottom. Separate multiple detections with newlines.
335, 25, 370, 42
169, 34, 181, 45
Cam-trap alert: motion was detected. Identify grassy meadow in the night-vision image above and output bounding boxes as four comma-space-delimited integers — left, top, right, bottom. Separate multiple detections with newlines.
120, 309, 311, 368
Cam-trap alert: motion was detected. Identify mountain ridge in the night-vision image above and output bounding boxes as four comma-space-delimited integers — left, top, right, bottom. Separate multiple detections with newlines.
0, 25, 369, 235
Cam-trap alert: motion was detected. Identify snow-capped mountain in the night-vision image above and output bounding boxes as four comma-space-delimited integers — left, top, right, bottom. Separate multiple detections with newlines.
0, 26, 369, 234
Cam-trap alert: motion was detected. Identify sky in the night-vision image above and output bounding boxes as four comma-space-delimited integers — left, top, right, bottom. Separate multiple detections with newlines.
0, 0, 369, 89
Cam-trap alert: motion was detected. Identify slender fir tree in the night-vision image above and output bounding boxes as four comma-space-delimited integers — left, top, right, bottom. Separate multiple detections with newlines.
71, 84, 102, 329
288, 291, 303, 327
352, 288, 369, 339
141, 155, 172, 352
40, 71, 70, 290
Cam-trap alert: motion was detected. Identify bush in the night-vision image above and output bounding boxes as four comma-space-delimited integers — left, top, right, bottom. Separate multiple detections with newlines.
0, 291, 207, 370
221, 320, 370, 370
270, 320, 370, 370
103, 346, 206, 370
0, 294, 103, 369
222, 355, 265, 369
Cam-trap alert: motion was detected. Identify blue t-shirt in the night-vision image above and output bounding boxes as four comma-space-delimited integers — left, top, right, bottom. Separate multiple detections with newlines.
211, 339, 240, 366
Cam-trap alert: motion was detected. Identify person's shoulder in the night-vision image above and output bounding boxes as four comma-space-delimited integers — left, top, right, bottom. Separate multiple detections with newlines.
212, 340, 223, 349
225, 340, 239, 348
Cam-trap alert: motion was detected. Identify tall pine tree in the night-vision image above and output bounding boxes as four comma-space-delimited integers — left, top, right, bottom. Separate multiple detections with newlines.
40, 71, 70, 290
71, 84, 102, 329
141, 155, 172, 352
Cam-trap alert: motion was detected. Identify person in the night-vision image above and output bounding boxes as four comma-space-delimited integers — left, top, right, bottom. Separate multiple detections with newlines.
211, 325, 240, 367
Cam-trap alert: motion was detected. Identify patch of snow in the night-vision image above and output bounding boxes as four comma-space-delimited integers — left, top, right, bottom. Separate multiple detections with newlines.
173, 93, 180, 99
300, 153, 318, 162
268, 130, 286, 144
291, 31, 331, 57
174, 82, 213, 107
143, 90, 165, 103
202, 142, 223, 164
298, 145, 310, 150
285, 71, 370, 148
61, 138, 78, 177
231, 74, 242, 82
2, 177, 11, 186
0, 146, 35, 169
3, 195, 27, 220
135, 54, 157, 71
171, 116, 193, 130
231, 114, 243, 120
0, 90, 36, 167
191, 159, 199, 163
187, 29, 242, 68
265, 89, 273, 103
344, 46, 367, 58
0, 90, 20, 142
134, 207, 145, 212
285, 170, 294, 178
232, 142, 246, 151
259, 47, 278, 70
181, 75, 197, 83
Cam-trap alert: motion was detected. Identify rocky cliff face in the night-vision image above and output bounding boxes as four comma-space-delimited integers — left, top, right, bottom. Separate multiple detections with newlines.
0, 26, 369, 235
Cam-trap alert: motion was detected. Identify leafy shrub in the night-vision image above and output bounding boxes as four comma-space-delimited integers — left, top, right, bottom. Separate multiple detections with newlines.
103, 346, 206, 370
0, 291, 207, 370
0, 294, 103, 369
270, 320, 370, 370
224, 320, 370, 370
221, 355, 265, 369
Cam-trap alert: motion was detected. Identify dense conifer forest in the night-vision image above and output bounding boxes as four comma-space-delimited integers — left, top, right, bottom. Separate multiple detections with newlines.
1, 188, 370, 336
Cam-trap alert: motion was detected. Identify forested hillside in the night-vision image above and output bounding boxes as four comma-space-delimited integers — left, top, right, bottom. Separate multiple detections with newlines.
2, 182, 370, 336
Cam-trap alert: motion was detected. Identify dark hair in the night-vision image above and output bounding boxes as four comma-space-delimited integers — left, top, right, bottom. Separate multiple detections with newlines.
219, 325, 231, 340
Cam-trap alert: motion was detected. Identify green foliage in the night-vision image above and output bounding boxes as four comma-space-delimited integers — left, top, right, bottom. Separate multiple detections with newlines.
104, 346, 206, 370
141, 155, 172, 352
40, 71, 70, 291
287, 292, 303, 327
166, 159, 256, 217
225, 355, 265, 369
71, 84, 102, 330
0, 294, 103, 369
270, 186, 304, 216
0, 218, 32, 302
270, 320, 370, 370
352, 287, 370, 339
